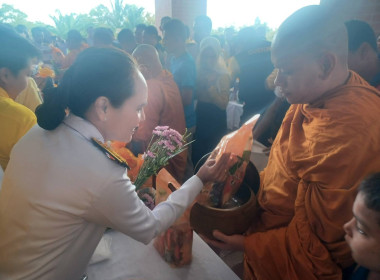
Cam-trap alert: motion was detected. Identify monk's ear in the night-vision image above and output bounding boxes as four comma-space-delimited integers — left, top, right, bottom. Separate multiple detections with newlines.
318, 52, 336, 80
358, 43, 372, 60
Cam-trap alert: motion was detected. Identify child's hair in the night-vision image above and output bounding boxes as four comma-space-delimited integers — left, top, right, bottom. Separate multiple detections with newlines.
0, 24, 40, 75
359, 173, 380, 225
36, 47, 138, 130
162, 19, 187, 42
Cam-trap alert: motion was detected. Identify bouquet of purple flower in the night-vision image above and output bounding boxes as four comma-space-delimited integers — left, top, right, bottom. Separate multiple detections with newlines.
134, 126, 192, 191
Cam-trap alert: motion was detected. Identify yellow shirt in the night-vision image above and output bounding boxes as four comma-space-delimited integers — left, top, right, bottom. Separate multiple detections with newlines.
0, 87, 36, 170
15, 77, 43, 112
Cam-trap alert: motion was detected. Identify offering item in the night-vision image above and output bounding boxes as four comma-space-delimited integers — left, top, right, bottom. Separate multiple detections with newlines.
190, 116, 261, 239
153, 169, 193, 267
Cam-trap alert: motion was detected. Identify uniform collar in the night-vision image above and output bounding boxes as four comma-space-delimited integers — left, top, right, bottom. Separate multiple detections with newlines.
63, 114, 105, 143
0, 87, 10, 99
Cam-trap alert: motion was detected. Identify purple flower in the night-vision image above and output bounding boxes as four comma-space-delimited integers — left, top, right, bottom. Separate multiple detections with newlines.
143, 151, 156, 159
164, 140, 176, 152
153, 130, 163, 136
147, 151, 155, 158
155, 126, 169, 131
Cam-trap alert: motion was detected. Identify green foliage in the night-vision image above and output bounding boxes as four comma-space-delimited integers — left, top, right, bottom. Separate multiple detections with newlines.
1, 1, 155, 38
0, 4, 28, 25
49, 11, 93, 38
211, 18, 277, 43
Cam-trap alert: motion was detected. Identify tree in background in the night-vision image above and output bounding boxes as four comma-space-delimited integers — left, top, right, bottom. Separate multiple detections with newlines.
0, 1, 154, 39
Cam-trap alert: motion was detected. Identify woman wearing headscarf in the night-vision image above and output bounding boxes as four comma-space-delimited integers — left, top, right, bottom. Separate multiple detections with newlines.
192, 36, 231, 167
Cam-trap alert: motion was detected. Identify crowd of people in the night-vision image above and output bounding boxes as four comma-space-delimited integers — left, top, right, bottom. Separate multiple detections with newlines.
0, 4, 380, 280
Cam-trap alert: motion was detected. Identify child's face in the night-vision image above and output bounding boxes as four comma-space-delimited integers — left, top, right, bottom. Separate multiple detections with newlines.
344, 192, 380, 271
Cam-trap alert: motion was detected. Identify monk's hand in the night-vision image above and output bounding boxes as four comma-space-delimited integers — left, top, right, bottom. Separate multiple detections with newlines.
201, 230, 245, 251
196, 153, 231, 184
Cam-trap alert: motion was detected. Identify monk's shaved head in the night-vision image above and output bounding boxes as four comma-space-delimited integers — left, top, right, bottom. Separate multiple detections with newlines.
132, 44, 162, 79
271, 5, 350, 105
132, 44, 161, 68
272, 5, 348, 64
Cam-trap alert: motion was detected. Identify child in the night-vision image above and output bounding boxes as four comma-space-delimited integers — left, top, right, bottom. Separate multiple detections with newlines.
344, 173, 380, 280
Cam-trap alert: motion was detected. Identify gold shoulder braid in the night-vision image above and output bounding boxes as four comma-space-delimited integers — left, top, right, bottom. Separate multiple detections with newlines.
91, 138, 130, 170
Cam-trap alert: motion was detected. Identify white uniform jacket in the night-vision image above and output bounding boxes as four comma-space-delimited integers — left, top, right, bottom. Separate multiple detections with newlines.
0, 114, 202, 280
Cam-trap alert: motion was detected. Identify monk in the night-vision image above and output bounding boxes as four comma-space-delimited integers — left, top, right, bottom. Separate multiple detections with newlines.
205, 5, 380, 279
132, 44, 187, 182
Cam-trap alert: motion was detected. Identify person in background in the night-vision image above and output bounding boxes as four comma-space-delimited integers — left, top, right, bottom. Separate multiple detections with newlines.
15, 24, 30, 40
192, 36, 230, 167
86, 26, 94, 47
61, 29, 88, 70
31, 27, 64, 67
132, 44, 187, 182
0, 25, 39, 170
117, 28, 137, 54
0, 47, 230, 280
344, 173, 380, 280
15, 77, 42, 112
204, 5, 380, 279
162, 19, 197, 179
142, 25, 167, 67
93, 27, 114, 48
134, 23, 147, 44
223, 27, 237, 61
159, 16, 171, 36
228, 26, 275, 123
345, 20, 380, 89
188, 15, 213, 60
193, 15, 212, 45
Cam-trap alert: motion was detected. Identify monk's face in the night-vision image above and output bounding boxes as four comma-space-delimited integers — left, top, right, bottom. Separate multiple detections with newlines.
271, 49, 326, 104
344, 192, 380, 272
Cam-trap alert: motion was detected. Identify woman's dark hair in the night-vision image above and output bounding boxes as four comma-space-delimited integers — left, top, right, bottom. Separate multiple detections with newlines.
358, 173, 380, 225
36, 47, 138, 130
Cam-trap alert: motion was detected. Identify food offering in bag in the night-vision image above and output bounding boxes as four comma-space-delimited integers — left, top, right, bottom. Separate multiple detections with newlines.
153, 222, 193, 267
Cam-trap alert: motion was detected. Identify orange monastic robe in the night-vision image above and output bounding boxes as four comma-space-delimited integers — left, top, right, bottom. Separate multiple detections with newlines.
244, 71, 380, 280
133, 70, 187, 182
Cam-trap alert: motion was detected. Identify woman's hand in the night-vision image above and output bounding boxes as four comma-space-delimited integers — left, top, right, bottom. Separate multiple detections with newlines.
201, 230, 245, 251
196, 152, 231, 184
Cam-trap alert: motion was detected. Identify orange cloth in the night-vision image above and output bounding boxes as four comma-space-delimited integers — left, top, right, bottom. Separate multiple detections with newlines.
133, 70, 187, 182
244, 72, 380, 280
60, 44, 88, 69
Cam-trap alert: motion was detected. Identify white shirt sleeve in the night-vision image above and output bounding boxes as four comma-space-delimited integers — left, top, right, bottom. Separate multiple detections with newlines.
85, 172, 203, 245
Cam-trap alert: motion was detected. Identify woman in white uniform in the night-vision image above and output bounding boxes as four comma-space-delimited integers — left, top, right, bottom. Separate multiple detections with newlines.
0, 47, 228, 280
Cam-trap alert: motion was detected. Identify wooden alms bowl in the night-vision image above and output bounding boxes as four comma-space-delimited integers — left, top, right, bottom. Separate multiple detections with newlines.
190, 162, 260, 240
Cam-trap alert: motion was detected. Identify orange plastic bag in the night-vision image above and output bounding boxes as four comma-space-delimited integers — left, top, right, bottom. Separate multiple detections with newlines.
200, 115, 259, 207
153, 169, 193, 267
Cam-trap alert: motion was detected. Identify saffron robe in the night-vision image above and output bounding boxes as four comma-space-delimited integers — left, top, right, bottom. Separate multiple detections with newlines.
133, 70, 187, 182
244, 71, 380, 280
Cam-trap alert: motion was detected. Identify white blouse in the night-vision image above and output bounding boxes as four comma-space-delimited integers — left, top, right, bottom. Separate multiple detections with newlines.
0, 114, 203, 280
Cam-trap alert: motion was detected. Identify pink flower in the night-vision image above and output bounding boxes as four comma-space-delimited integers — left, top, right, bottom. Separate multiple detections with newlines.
153, 130, 163, 136
164, 140, 176, 152
143, 151, 156, 159
155, 126, 169, 131
147, 151, 155, 158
